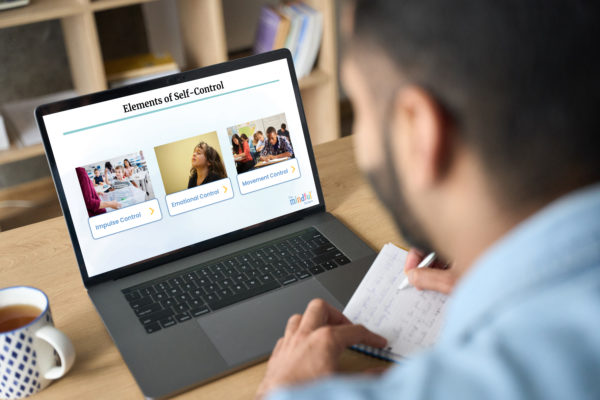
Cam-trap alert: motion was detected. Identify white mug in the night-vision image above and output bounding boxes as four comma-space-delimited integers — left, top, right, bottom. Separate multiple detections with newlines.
0, 286, 75, 399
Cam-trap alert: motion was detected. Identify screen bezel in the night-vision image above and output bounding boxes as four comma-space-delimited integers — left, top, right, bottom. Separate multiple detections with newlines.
35, 49, 326, 288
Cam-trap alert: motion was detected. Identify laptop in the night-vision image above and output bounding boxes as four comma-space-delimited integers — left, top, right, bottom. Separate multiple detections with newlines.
35, 49, 376, 399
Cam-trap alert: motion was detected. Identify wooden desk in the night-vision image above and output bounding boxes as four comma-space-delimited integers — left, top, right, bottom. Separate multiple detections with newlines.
0, 136, 406, 399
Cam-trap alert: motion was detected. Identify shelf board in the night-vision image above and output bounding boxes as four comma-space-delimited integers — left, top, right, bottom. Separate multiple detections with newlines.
298, 69, 330, 91
0, 0, 163, 29
90, 0, 158, 12
0, 144, 45, 165
0, 176, 61, 231
0, 0, 82, 29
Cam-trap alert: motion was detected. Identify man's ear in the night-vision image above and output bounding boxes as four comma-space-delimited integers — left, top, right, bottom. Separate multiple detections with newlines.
392, 86, 450, 188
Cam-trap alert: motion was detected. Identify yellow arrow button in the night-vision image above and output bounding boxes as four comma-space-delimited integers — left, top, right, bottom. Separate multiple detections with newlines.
223, 186, 228, 193
291, 166, 296, 173
149, 208, 154, 215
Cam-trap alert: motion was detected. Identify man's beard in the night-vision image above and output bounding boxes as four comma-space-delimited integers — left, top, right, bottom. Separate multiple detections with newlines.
365, 125, 435, 254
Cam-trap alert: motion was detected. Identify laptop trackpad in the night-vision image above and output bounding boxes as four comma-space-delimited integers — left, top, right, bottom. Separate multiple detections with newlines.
197, 279, 343, 367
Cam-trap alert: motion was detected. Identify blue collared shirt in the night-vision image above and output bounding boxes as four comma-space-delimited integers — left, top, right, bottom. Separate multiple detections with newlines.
269, 183, 600, 400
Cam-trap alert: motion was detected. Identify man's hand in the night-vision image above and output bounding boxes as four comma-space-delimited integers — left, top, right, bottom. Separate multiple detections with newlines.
256, 299, 387, 400
404, 248, 459, 294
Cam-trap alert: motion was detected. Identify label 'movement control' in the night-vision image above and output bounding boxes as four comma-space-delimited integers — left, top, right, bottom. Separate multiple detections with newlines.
237, 158, 300, 195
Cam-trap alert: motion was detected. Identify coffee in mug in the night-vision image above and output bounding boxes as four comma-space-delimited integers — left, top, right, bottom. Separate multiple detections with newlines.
0, 286, 75, 399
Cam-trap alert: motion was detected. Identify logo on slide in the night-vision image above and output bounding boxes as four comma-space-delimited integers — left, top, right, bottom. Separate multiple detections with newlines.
289, 191, 313, 206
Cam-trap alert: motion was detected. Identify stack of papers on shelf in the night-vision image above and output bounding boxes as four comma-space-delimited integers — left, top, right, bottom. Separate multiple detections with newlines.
0, 90, 77, 148
105, 53, 180, 88
253, 2, 323, 79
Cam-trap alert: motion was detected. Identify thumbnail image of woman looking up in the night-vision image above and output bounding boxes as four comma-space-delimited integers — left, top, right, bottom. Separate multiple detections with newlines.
123, 158, 135, 177
188, 141, 227, 189
232, 133, 254, 174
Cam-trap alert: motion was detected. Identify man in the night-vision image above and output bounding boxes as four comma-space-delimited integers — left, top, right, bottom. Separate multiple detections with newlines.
260, 126, 294, 161
277, 123, 291, 140
257, 1, 600, 399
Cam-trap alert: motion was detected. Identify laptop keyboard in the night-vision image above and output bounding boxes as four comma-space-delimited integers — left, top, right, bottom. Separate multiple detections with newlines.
122, 228, 351, 334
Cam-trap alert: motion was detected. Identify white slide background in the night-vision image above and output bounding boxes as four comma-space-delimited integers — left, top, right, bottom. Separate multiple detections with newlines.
42, 60, 320, 277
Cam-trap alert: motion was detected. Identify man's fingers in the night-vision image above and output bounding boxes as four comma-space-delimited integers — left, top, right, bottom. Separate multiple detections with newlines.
324, 303, 352, 326
284, 314, 302, 337
272, 337, 284, 356
298, 299, 351, 333
407, 267, 455, 294
404, 248, 425, 272
327, 324, 387, 350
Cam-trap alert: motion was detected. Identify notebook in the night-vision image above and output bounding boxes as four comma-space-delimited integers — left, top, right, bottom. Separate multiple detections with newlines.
343, 244, 448, 362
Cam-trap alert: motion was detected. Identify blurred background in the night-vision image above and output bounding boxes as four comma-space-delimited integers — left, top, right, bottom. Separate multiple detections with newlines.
0, 0, 353, 231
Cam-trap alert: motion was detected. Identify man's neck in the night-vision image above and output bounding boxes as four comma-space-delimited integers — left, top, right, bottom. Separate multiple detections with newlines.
428, 153, 544, 278
447, 204, 531, 276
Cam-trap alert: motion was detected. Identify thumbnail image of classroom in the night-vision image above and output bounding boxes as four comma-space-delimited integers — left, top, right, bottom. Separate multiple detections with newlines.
153, 131, 228, 196
76, 151, 155, 217
227, 113, 295, 175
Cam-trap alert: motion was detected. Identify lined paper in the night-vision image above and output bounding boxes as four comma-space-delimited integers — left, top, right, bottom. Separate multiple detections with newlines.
343, 244, 448, 361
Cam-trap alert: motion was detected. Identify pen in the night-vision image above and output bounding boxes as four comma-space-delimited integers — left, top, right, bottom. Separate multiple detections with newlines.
398, 252, 437, 290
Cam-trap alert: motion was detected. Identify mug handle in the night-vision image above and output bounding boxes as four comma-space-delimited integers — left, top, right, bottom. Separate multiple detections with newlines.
35, 325, 76, 380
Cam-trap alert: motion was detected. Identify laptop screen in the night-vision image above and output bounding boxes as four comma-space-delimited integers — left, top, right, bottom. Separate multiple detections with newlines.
39, 55, 321, 279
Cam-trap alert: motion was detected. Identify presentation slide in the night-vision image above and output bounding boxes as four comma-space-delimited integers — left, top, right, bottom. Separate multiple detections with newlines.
42, 59, 320, 278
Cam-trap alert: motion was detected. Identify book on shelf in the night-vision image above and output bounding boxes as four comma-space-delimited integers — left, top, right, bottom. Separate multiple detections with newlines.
253, 2, 323, 79
273, 10, 292, 50
104, 53, 180, 89
254, 6, 283, 55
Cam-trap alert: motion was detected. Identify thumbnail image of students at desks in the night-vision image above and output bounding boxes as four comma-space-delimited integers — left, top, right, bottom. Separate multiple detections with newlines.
247, 133, 257, 158
232, 133, 255, 174
125, 158, 151, 196
92, 167, 111, 194
123, 158, 135, 177
104, 162, 114, 185
253, 131, 266, 159
76, 167, 121, 217
277, 123, 290, 140
256, 126, 294, 167
99, 165, 146, 209
111, 165, 139, 190
92, 167, 106, 186
188, 141, 228, 188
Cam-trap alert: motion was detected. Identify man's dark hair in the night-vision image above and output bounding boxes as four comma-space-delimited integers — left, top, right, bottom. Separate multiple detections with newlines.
267, 126, 277, 135
350, 0, 600, 206
281, 123, 287, 129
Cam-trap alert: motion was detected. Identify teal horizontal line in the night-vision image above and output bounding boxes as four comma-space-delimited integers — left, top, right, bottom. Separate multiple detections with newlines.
63, 79, 280, 135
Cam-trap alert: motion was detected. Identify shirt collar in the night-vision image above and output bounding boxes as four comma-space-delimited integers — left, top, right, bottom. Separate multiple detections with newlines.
442, 182, 600, 340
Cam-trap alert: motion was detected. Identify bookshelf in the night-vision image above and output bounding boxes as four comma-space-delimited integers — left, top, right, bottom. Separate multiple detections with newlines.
0, 0, 340, 167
